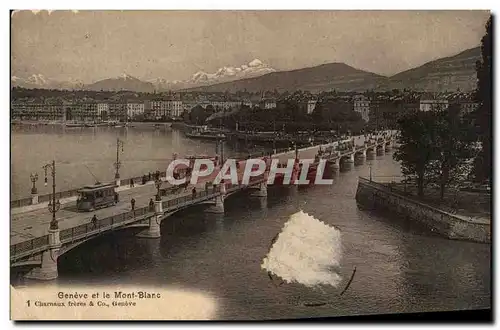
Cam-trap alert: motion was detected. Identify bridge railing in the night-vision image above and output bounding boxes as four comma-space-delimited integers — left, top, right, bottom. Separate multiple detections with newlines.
59, 206, 154, 244
10, 169, 192, 209
10, 198, 32, 209
10, 235, 49, 260
162, 187, 223, 211
225, 174, 266, 192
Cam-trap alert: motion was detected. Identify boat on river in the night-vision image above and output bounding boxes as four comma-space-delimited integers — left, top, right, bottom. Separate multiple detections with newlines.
65, 122, 86, 128
185, 131, 226, 140
185, 125, 226, 140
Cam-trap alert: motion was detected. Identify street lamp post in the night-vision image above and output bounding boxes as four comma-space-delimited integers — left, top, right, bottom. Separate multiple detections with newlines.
30, 173, 38, 194
43, 160, 61, 230
155, 178, 162, 201
218, 134, 225, 166
369, 161, 373, 182
114, 138, 125, 180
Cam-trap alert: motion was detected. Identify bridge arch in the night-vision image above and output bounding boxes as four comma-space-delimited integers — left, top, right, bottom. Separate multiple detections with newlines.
354, 149, 366, 157
340, 154, 354, 164
11, 259, 42, 274
59, 224, 149, 257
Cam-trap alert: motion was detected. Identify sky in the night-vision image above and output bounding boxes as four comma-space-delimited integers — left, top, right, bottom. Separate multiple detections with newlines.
11, 10, 490, 83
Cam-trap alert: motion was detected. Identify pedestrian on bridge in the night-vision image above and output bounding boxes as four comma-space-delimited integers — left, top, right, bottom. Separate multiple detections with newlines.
149, 198, 154, 211
192, 187, 197, 199
131, 198, 136, 211
91, 214, 98, 229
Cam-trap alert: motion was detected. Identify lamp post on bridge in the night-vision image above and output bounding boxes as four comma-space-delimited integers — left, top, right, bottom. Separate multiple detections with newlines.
368, 161, 373, 182
30, 173, 38, 194
114, 138, 125, 184
30, 172, 39, 204
154, 178, 162, 201
215, 134, 225, 166
43, 160, 61, 230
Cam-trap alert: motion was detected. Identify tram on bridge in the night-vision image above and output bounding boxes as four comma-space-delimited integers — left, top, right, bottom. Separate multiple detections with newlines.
76, 183, 119, 212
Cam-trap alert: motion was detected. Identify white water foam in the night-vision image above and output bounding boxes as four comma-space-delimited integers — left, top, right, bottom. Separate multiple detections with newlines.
261, 210, 342, 288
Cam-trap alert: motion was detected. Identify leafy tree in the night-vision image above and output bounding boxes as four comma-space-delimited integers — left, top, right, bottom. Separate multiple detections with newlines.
430, 104, 476, 199
133, 114, 145, 122
393, 110, 437, 197
185, 105, 207, 124
473, 15, 492, 183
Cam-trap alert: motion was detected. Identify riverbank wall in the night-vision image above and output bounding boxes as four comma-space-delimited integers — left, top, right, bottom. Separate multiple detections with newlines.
12, 120, 174, 128
355, 177, 490, 244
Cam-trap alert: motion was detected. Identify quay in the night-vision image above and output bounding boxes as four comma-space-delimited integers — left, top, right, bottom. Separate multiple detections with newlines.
10, 130, 397, 280
355, 177, 491, 244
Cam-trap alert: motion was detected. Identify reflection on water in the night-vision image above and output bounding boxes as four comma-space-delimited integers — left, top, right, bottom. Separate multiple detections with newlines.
10, 129, 491, 319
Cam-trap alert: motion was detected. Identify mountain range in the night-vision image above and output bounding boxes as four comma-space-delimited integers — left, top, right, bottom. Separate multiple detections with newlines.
11, 47, 481, 93
11, 74, 85, 90
147, 59, 276, 91
185, 62, 386, 93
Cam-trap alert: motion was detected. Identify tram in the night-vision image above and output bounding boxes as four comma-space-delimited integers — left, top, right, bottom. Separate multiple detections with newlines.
76, 183, 119, 212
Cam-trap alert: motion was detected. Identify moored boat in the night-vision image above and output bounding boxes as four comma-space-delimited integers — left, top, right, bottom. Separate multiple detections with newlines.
65, 122, 86, 128
185, 131, 226, 140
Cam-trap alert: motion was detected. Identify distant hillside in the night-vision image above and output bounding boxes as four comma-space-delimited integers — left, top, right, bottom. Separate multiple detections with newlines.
85, 74, 155, 93
381, 47, 480, 92
183, 63, 387, 93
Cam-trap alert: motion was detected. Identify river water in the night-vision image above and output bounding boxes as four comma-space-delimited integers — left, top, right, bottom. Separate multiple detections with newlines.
11, 124, 491, 320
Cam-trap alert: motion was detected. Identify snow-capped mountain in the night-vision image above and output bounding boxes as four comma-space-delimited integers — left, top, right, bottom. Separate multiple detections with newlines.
12, 59, 276, 92
188, 59, 276, 86
11, 74, 48, 88
11, 74, 84, 90
147, 78, 186, 91
150, 59, 276, 91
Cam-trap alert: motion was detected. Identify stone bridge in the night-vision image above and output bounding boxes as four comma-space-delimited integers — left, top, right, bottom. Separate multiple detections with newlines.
10, 130, 397, 280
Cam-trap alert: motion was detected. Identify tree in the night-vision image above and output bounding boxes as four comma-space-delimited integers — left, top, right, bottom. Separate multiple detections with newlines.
430, 104, 476, 199
473, 15, 492, 183
188, 105, 212, 125
393, 110, 437, 197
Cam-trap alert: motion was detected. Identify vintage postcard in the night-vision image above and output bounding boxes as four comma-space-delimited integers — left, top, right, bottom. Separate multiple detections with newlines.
9, 10, 491, 321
